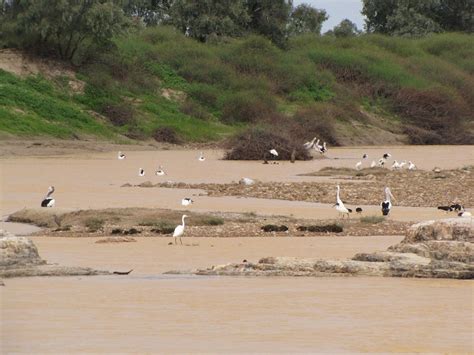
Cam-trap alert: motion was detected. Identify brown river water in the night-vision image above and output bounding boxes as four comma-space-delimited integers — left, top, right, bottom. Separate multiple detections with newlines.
1, 145, 473, 353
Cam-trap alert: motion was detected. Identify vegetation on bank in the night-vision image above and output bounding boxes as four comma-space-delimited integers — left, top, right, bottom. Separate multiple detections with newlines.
1, 28, 472, 145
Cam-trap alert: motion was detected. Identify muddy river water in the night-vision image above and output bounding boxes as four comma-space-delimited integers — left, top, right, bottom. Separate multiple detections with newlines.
1, 145, 473, 353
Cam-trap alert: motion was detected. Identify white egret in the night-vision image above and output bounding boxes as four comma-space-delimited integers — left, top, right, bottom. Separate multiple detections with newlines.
173, 214, 188, 245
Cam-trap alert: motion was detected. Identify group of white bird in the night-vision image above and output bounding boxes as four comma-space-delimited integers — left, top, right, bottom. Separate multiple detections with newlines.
355, 152, 416, 171
303, 137, 328, 154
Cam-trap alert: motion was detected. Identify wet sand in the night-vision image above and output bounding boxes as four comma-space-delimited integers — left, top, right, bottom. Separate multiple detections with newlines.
2, 236, 473, 353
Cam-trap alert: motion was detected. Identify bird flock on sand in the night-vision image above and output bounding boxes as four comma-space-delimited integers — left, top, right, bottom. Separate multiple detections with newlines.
40, 143, 471, 244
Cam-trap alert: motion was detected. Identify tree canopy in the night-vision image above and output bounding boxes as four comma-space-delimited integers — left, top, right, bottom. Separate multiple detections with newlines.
362, 0, 474, 36
288, 4, 328, 36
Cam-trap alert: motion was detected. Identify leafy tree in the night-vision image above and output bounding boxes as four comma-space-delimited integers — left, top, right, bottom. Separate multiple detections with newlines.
332, 19, 361, 37
246, 0, 293, 47
170, 0, 250, 42
362, 0, 474, 35
122, 0, 172, 26
287, 4, 328, 36
1, 0, 130, 62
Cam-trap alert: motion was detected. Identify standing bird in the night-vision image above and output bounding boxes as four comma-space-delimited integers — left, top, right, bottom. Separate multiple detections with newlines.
370, 160, 377, 168
155, 165, 166, 176
269, 149, 279, 157
391, 160, 401, 170
399, 161, 407, 169
381, 187, 395, 216
320, 142, 328, 154
383, 153, 391, 160
355, 161, 362, 170
198, 152, 206, 162
181, 198, 193, 206
334, 185, 351, 218
118, 151, 126, 160
303, 137, 317, 150
378, 158, 386, 167
138, 168, 145, 177
408, 161, 416, 170
173, 215, 188, 245
41, 186, 55, 207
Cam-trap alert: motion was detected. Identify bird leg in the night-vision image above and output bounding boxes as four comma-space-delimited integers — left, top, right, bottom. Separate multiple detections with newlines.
174, 237, 177, 245
180, 237, 183, 245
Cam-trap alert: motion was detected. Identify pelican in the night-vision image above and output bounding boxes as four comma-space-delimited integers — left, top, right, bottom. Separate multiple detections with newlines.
198, 152, 206, 162
370, 160, 377, 168
320, 142, 328, 154
181, 198, 193, 206
399, 160, 407, 169
303, 137, 317, 150
155, 165, 166, 176
378, 158, 385, 167
269, 149, 279, 157
173, 214, 188, 245
391, 160, 401, 170
138, 168, 145, 177
118, 151, 126, 160
355, 161, 362, 170
408, 161, 416, 170
381, 187, 394, 216
41, 186, 55, 207
334, 185, 351, 218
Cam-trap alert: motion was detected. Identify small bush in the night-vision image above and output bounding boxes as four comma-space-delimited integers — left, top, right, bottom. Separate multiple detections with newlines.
200, 216, 225, 226
100, 103, 135, 126
297, 224, 343, 233
360, 216, 385, 224
150, 221, 176, 234
225, 128, 312, 161
152, 126, 181, 144
85, 218, 104, 232
261, 225, 289, 232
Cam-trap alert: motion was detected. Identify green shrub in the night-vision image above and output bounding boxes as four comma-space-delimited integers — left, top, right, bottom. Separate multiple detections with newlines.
85, 218, 105, 232
360, 216, 384, 224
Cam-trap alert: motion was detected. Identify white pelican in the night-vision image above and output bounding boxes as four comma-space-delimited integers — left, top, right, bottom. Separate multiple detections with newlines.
181, 198, 193, 206
269, 149, 279, 157
198, 152, 206, 161
334, 185, 351, 218
320, 142, 328, 154
355, 161, 362, 170
381, 187, 394, 216
408, 161, 416, 170
173, 214, 188, 245
155, 165, 166, 176
370, 160, 377, 168
391, 160, 401, 170
118, 151, 126, 160
41, 186, 55, 207
138, 168, 145, 177
303, 137, 317, 150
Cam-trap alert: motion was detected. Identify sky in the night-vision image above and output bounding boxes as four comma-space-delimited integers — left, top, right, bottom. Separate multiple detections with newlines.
293, 0, 365, 33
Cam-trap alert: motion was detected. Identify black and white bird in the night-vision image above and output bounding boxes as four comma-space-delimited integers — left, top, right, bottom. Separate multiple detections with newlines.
269, 149, 279, 157
381, 187, 394, 216
362, 154, 368, 159
408, 161, 416, 170
437, 206, 453, 212
138, 168, 145, 177
383, 153, 391, 160
41, 186, 55, 207
334, 185, 351, 218
378, 158, 385, 167
155, 165, 166, 176
173, 214, 188, 245
303, 137, 317, 150
198, 152, 206, 162
320, 142, 328, 154
118, 151, 126, 160
181, 198, 193, 206
458, 211, 472, 217
450, 204, 463, 212
356, 207, 363, 214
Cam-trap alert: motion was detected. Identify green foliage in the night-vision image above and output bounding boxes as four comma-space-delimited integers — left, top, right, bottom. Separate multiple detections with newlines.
360, 216, 385, 224
288, 4, 328, 36
332, 19, 362, 38
85, 217, 105, 232
1, 0, 131, 63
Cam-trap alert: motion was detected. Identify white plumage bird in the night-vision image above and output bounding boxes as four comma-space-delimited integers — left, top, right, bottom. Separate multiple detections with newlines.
198, 152, 206, 161
370, 160, 377, 168
334, 185, 351, 218
138, 168, 145, 177
391, 160, 401, 170
381, 187, 394, 216
269, 149, 278, 157
118, 151, 126, 160
155, 165, 166, 176
303, 137, 317, 150
181, 198, 193, 206
41, 186, 55, 207
408, 161, 416, 170
355, 161, 362, 170
173, 214, 188, 245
